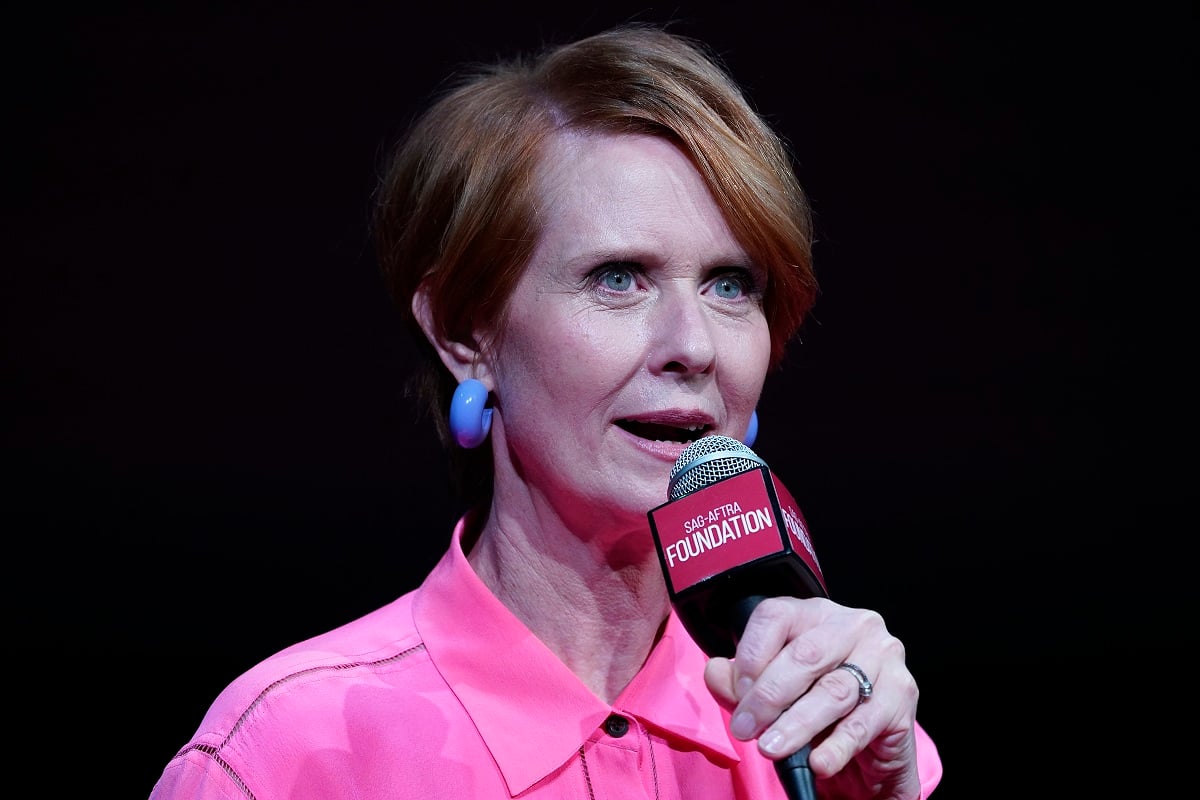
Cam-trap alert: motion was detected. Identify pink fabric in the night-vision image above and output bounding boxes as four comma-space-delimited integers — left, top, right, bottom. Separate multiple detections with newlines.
150, 517, 942, 799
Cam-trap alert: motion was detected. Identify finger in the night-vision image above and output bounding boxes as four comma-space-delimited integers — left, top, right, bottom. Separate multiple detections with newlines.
805, 705, 875, 776
730, 597, 819, 689
703, 657, 738, 710
729, 598, 845, 741
757, 663, 872, 759
808, 662, 918, 777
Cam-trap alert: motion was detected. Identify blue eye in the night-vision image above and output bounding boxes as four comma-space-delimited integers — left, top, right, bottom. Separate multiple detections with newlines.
598, 266, 636, 291
712, 272, 752, 300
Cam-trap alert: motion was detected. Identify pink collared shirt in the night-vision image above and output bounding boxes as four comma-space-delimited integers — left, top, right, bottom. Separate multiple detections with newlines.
150, 517, 942, 799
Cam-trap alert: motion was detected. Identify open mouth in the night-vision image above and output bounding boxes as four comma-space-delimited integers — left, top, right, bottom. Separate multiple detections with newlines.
616, 420, 710, 444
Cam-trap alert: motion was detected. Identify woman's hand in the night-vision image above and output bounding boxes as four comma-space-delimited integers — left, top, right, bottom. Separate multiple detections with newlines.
704, 596, 923, 800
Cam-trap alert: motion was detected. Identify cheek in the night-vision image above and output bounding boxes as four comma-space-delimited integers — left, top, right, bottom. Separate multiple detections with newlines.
543, 324, 635, 407
725, 323, 772, 405
497, 314, 619, 412
753, 325, 772, 374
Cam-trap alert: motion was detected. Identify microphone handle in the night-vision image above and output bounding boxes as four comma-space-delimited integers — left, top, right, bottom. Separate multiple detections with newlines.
731, 596, 819, 800
775, 745, 817, 800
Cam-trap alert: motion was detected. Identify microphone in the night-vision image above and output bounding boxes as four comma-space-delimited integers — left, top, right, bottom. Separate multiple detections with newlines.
647, 435, 828, 800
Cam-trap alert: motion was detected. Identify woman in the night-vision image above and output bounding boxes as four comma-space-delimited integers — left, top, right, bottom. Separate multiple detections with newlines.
150, 24, 942, 799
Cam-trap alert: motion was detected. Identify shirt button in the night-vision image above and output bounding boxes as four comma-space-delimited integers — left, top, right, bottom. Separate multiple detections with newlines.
603, 714, 629, 738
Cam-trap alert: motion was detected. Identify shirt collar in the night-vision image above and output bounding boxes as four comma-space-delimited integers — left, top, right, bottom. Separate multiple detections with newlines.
414, 515, 741, 795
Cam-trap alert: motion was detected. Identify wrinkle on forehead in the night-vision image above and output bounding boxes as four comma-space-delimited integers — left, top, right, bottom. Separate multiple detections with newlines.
532, 131, 748, 271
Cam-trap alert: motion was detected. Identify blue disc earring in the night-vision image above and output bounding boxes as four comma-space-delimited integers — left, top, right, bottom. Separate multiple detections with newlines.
742, 410, 759, 448
449, 378, 493, 449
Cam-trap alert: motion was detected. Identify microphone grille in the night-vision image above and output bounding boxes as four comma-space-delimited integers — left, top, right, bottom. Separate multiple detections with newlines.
668, 435, 767, 501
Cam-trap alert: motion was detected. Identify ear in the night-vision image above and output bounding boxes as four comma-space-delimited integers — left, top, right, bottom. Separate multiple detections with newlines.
411, 283, 494, 387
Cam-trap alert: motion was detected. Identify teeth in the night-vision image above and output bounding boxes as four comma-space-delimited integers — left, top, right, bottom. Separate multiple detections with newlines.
615, 419, 706, 443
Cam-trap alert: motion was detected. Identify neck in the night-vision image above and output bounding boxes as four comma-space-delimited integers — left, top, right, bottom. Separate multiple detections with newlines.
466, 503, 671, 704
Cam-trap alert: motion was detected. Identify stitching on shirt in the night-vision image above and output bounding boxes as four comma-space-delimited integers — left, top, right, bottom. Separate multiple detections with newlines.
645, 726, 661, 799
218, 643, 427, 751
579, 745, 596, 800
578, 720, 662, 799
170, 643, 427, 797
176, 743, 257, 800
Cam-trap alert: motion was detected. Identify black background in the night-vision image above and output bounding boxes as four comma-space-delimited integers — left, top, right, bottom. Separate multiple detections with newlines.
6, 3, 1185, 797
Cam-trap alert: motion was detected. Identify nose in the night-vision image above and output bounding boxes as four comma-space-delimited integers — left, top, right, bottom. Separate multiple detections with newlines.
648, 291, 716, 376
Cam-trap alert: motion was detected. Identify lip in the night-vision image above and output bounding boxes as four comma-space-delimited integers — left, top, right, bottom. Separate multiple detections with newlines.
619, 408, 716, 429
614, 424, 695, 463
613, 409, 719, 463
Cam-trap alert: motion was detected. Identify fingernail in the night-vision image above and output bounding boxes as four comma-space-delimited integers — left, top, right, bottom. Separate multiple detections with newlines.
731, 711, 756, 739
760, 729, 785, 755
736, 676, 754, 698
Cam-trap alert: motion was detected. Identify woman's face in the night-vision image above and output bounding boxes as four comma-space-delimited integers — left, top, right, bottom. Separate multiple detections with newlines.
481, 132, 771, 533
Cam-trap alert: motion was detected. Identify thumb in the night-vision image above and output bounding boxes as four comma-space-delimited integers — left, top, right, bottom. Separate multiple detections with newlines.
703, 656, 739, 712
